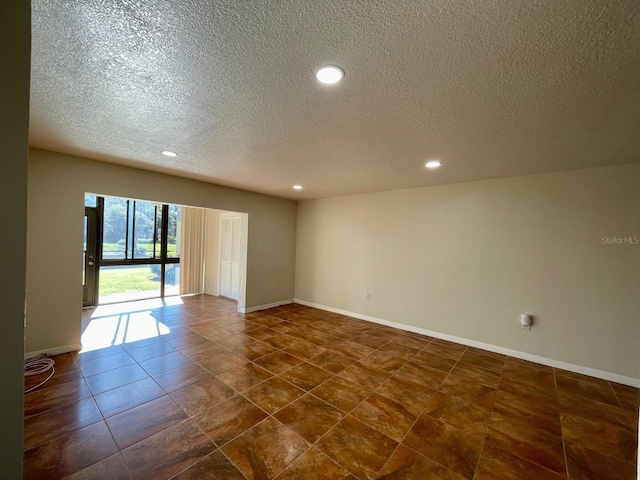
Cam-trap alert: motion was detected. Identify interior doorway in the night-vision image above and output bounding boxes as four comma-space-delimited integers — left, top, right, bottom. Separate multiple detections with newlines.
85, 194, 180, 305
83, 193, 248, 312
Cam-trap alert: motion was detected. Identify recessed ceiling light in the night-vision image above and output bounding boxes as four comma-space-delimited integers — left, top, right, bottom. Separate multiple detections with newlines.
315, 65, 345, 85
161, 150, 178, 157
425, 160, 442, 169
293, 185, 303, 190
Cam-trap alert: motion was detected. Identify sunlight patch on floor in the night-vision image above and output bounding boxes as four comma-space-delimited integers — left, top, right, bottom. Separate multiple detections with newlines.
90, 296, 184, 319
81, 311, 172, 352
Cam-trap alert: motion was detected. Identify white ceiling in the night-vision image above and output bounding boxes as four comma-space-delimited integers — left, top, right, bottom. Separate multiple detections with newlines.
30, 0, 640, 200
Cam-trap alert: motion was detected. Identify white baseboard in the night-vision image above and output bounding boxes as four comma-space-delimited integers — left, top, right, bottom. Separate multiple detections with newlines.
242, 299, 293, 314
294, 299, 640, 388
25, 343, 82, 359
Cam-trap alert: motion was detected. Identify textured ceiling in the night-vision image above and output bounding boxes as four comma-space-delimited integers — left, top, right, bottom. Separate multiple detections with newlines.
30, 0, 640, 200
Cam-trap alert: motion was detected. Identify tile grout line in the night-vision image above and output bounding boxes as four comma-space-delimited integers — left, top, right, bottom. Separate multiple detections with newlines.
493, 362, 568, 477
101, 301, 243, 477
188, 417, 252, 480
26, 299, 638, 479
469, 352, 505, 480
300, 335, 430, 479
78, 351, 139, 479
372, 337, 456, 479
555, 367, 571, 480
400, 343, 472, 477
286, 337, 400, 478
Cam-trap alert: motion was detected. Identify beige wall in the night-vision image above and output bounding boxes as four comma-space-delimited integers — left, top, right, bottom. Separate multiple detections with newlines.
26, 149, 297, 353
0, 1, 30, 475
295, 165, 640, 380
204, 209, 222, 295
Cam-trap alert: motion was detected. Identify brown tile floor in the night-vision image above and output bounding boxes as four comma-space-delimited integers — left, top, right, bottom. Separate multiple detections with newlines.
24, 295, 639, 479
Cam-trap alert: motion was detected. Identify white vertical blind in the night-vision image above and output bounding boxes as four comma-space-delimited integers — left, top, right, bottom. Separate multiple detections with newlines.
179, 207, 205, 294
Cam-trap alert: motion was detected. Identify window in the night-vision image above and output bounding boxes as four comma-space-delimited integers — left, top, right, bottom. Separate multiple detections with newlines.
92, 195, 182, 304
133, 201, 162, 260
167, 204, 180, 258
101, 198, 164, 260
103, 197, 127, 259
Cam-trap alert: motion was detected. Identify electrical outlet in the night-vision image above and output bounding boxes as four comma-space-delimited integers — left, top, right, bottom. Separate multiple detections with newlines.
271, 283, 277, 290
365, 292, 371, 300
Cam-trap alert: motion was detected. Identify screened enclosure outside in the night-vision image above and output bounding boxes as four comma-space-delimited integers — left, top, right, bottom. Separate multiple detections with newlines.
101, 197, 179, 261
99, 265, 162, 303
84, 194, 182, 304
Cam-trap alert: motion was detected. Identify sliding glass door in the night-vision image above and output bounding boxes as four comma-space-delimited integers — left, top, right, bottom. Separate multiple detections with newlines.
83, 207, 98, 306
85, 194, 181, 305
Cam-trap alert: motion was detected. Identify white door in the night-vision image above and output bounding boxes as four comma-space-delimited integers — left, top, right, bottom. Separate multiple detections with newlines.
230, 216, 241, 299
219, 214, 241, 300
